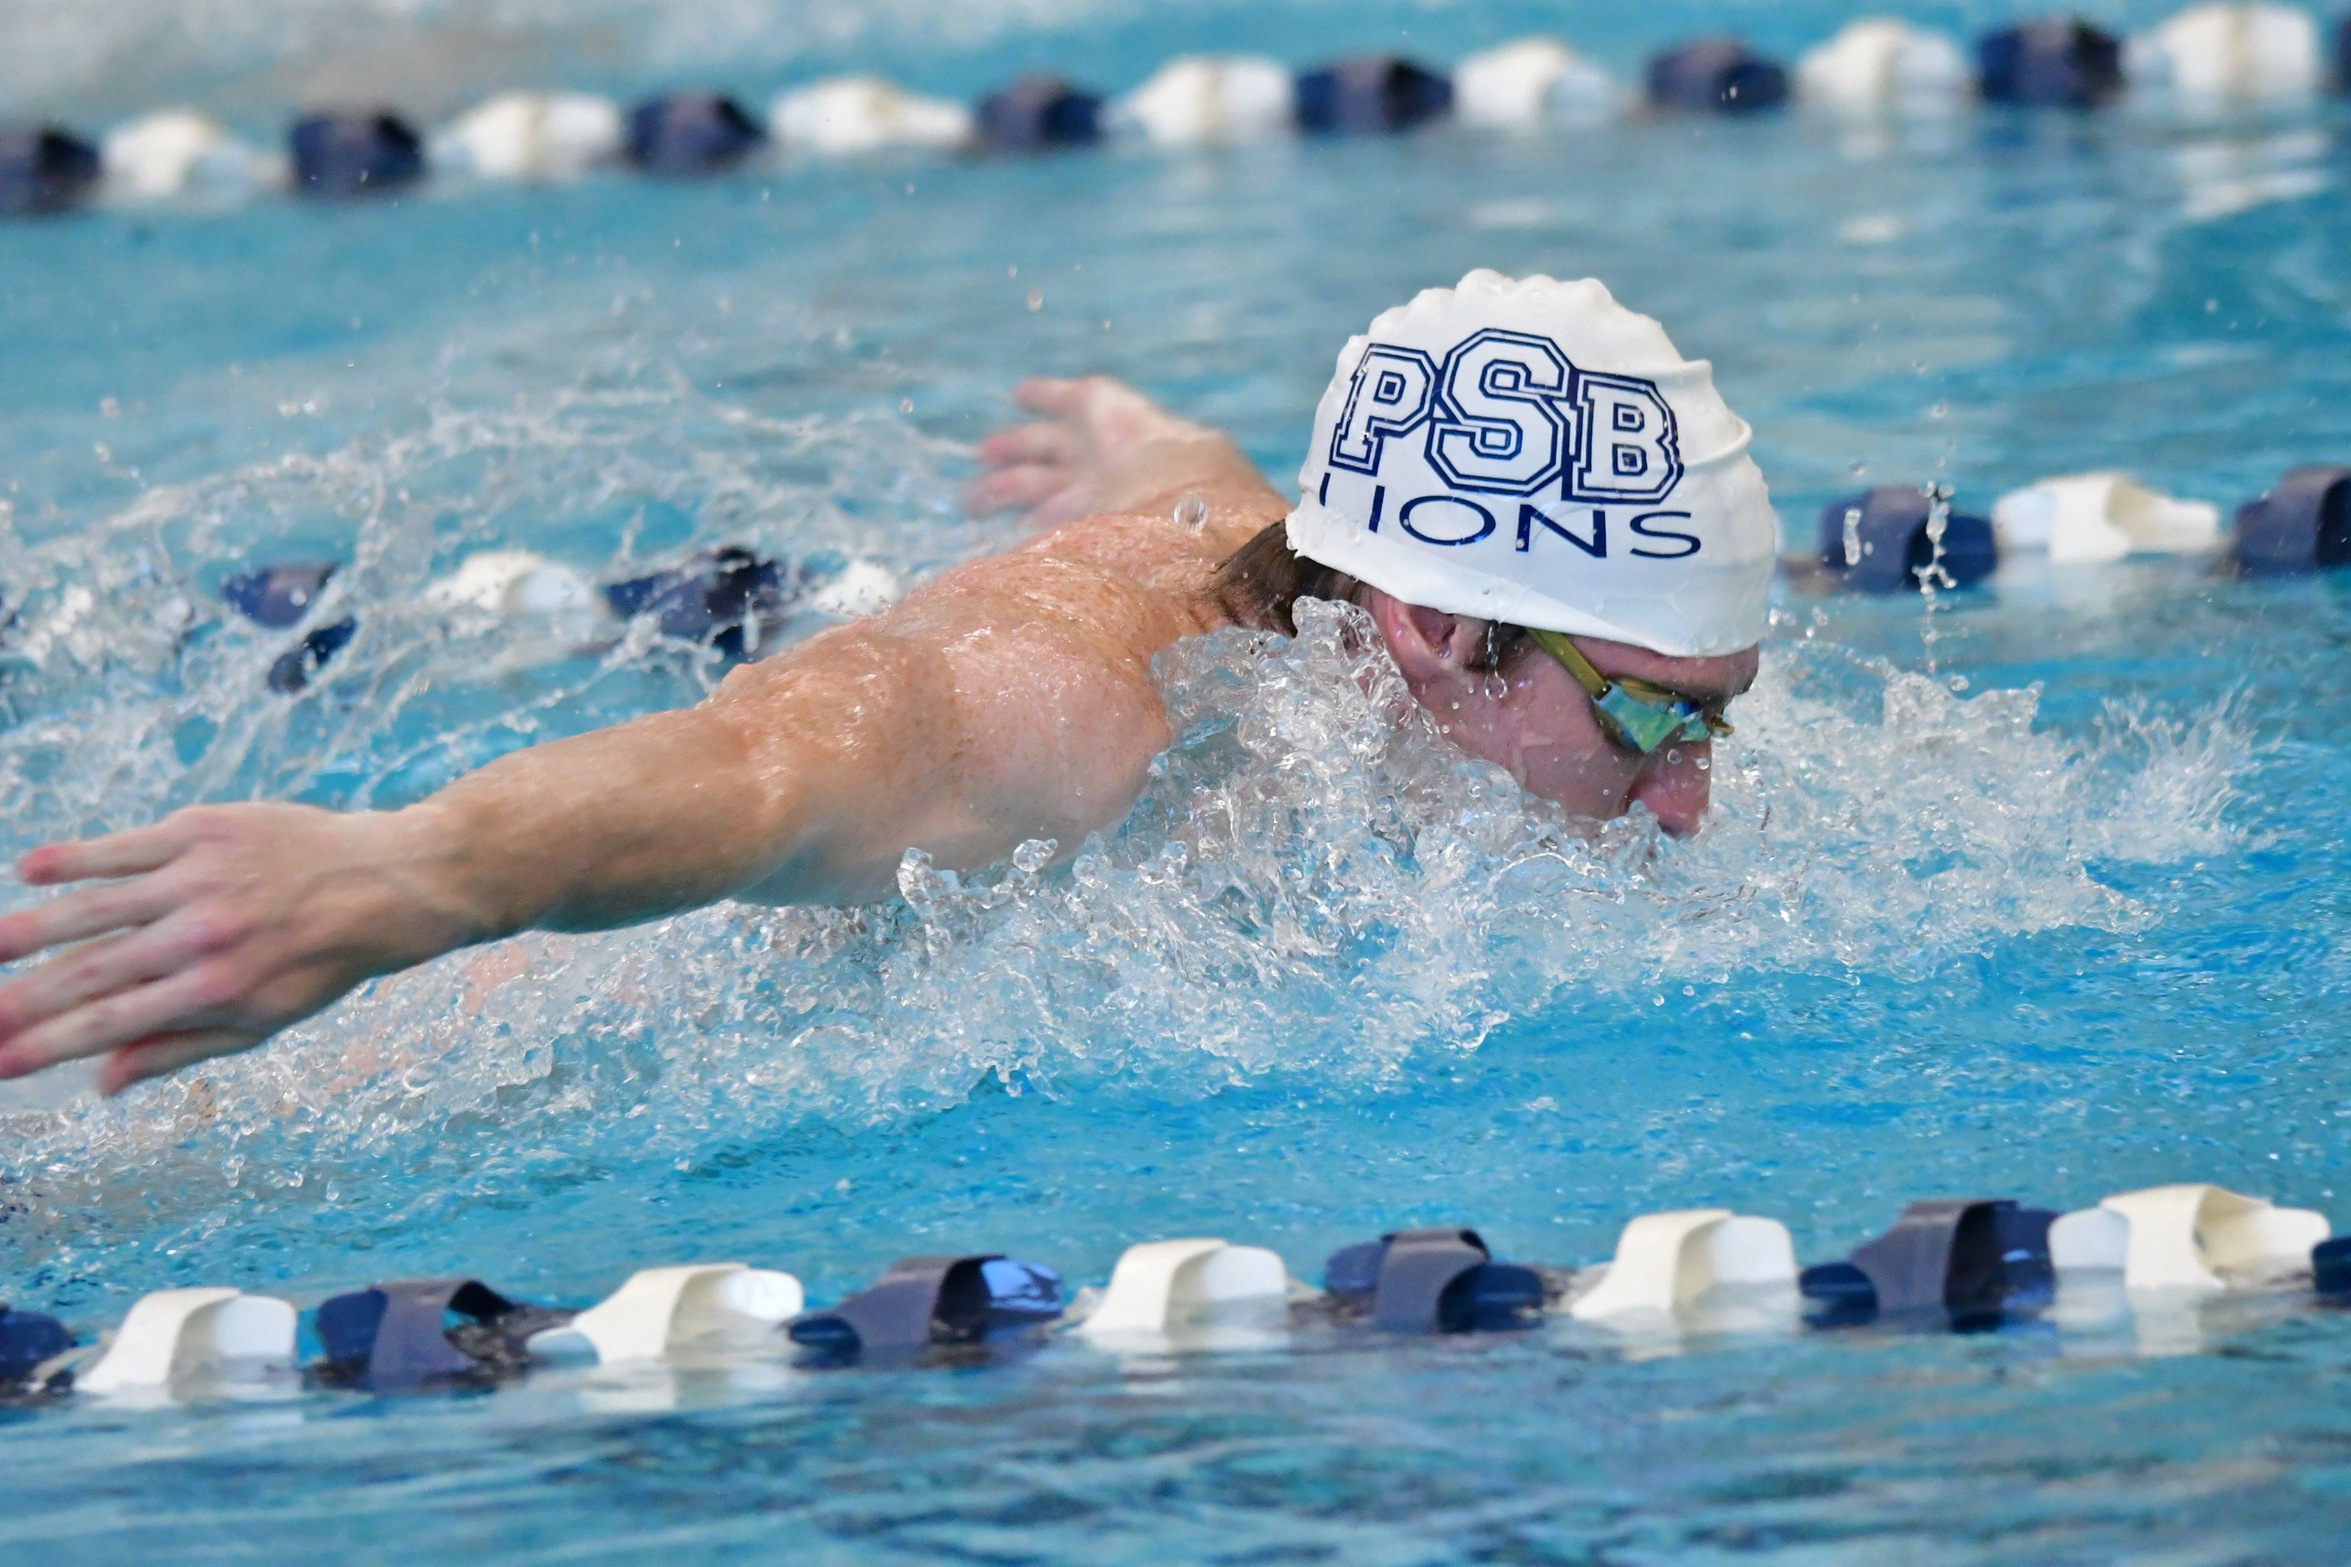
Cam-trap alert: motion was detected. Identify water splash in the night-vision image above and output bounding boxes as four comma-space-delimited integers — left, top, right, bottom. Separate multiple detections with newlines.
0, 381, 988, 837
0, 557, 2254, 1274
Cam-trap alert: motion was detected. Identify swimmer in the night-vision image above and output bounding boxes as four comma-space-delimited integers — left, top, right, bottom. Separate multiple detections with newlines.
0, 271, 1773, 1092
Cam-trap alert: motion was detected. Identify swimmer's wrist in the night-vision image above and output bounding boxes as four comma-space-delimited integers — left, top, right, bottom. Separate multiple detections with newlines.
380, 799, 523, 957
1105, 427, 1273, 516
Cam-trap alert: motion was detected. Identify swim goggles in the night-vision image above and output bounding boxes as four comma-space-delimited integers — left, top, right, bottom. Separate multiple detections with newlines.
1523, 628, 1735, 756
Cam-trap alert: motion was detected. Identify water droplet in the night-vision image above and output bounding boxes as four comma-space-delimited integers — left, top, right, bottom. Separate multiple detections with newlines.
1027, 290, 1044, 312
1173, 493, 1210, 532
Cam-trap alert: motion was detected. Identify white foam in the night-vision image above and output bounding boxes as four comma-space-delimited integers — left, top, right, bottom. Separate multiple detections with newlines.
0, 407, 2256, 1236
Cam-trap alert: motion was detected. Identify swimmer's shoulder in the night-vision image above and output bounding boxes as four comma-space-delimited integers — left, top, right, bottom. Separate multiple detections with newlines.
1012, 486, 1284, 618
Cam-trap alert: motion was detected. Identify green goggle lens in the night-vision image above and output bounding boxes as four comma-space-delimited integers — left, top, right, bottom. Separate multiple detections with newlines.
1523, 628, 1732, 757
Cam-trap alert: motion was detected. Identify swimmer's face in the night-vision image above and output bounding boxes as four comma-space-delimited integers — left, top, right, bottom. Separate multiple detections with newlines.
1363, 590, 1760, 838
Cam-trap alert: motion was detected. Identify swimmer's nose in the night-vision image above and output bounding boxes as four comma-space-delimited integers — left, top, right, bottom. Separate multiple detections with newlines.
1631, 743, 1712, 838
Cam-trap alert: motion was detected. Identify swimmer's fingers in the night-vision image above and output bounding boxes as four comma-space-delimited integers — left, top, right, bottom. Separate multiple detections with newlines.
17, 819, 186, 886
964, 463, 1070, 518
976, 421, 1078, 470
0, 868, 194, 964
0, 961, 246, 1080
0, 905, 211, 1036
101, 1028, 266, 1095
1011, 377, 1088, 417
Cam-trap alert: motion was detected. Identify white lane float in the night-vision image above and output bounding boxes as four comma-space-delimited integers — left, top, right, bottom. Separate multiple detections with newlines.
527, 1264, 806, 1364
1795, 19, 1974, 117
2126, 4, 2324, 107
1568, 1208, 1799, 1322
1452, 38, 1619, 130
422, 548, 612, 652
1110, 56, 1296, 147
768, 76, 973, 158
1078, 1238, 1290, 1338
101, 111, 280, 202
1991, 472, 2223, 563
77, 1288, 297, 1394
432, 92, 626, 182
2050, 1183, 2330, 1290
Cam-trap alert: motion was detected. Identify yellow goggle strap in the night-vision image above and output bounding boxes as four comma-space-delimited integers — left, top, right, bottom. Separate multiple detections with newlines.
1522, 628, 1732, 753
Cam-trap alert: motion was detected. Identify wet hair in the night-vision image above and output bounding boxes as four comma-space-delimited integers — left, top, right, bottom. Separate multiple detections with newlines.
1210, 521, 1525, 671
1209, 521, 1359, 636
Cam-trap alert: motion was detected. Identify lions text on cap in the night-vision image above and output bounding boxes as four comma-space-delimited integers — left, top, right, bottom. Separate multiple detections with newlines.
1286, 272, 1776, 657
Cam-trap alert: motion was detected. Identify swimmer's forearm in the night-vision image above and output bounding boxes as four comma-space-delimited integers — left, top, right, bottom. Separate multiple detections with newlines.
1101, 430, 1280, 517
401, 631, 961, 939
398, 710, 798, 942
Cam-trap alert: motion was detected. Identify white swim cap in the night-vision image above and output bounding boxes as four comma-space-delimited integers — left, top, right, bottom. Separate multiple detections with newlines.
1285, 270, 1776, 658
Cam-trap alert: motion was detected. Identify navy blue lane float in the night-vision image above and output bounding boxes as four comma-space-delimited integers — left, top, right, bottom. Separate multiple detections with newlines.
16, 7, 2351, 213
1817, 486, 1998, 594
1322, 1227, 1549, 1333
1801, 1199, 2056, 1328
2317, 1235, 2351, 1297
2232, 465, 2351, 576
219, 545, 797, 694
603, 544, 797, 658
290, 112, 425, 199
22, 1189, 2351, 1410
1646, 38, 1791, 114
786, 1254, 1064, 1357
220, 562, 352, 693
1978, 18, 2127, 108
975, 76, 1104, 152
625, 94, 766, 175
311, 1278, 570, 1392
1294, 56, 1454, 135
0, 1302, 74, 1396
0, 127, 100, 215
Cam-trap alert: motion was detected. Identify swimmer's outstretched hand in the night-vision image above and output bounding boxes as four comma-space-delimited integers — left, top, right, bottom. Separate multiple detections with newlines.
0, 381, 1288, 1095
968, 376, 1269, 529
0, 805, 470, 1094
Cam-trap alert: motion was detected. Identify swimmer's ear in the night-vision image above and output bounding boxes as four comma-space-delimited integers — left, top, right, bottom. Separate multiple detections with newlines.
1365, 590, 1483, 681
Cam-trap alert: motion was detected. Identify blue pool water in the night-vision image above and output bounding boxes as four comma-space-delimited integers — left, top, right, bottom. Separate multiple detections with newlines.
10, 0, 2351, 1559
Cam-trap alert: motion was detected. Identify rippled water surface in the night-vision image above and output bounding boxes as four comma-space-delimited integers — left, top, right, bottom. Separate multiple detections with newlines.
9, 1, 2351, 1561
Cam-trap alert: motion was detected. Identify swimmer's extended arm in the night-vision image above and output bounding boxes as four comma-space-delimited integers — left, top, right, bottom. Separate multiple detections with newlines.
0, 378, 1285, 1092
